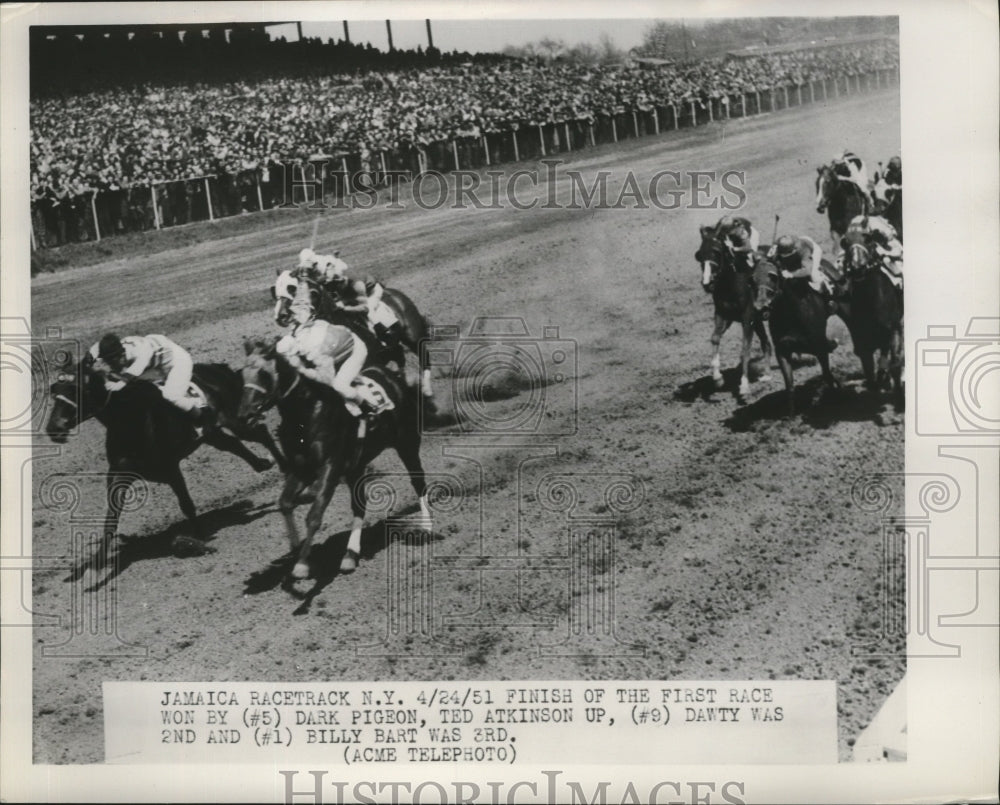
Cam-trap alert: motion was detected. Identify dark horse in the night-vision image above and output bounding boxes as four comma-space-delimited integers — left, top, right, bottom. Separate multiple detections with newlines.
238, 327, 431, 580
816, 163, 869, 258
754, 257, 841, 416
271, 269, 434, 400
837, 234, 904, 397
46, 361, 285, 572
696, 227, 772, 402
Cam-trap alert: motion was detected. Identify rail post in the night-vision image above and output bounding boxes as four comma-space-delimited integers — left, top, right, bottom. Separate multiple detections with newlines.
740, 94, 746, 117
672, 103, 679, 129
538, 125, 546, 156
255, 172, 264, 210
341, 157, 352, 195
770, 88, 776, 111
588, 120, 596, 146
565, 122, 572, 151
30, 218, 38, 250
380, 151, 388, 184
611, 116, 617, 143
783, 86, 789, 107
834, 77, 839, 98
482, 135, 490, 166
632, 111, 639, 138
797, 84, 802, 105
810, 81, 815, 103
452, 139, 460, 171
707, 100, 713, 122
512, 130, 520, 162
690, 100, 697, 125
754, 91, 760, 114
90, 191, 101, 242
652, 108, 659, 134
151, 184, 162, 230
205, 177, 214, 221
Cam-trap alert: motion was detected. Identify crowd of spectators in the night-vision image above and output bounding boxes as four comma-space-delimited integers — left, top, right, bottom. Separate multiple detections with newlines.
30, 36, 898, 245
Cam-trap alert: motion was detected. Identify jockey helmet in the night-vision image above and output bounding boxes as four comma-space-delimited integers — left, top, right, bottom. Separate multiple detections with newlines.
98, 333, 126, 362
298, 248, 317, 269
888, 156, 901, 170
775, 235, 797, 257
716, 215, 734, 231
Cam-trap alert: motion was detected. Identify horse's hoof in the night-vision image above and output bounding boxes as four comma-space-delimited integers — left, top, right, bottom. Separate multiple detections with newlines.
253, 458, 274, 473
291, 561, 310, 580
339, 549, 360, 574
172, 535, 213, 557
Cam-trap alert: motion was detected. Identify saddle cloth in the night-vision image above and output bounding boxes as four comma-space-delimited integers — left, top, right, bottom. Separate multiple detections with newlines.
343, 375, 396, 419
881, 265, 904, 289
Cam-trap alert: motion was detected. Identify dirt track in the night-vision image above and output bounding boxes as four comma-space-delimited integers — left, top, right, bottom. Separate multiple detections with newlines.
31, 88, 903, 763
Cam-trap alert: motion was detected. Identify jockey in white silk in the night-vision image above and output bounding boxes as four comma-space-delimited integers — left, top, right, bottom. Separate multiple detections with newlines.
88, 333, 206, 421
831, 150, 869, 199
277, 287, 381, 416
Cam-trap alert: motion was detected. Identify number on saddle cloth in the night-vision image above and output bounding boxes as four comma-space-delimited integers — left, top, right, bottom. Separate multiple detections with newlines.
343, 375, 396, 419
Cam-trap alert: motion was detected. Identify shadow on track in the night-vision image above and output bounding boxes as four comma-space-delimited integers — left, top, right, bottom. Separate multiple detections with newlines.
243, 502, 446, 616
724, 373, 903, 431
75, 499, 276, 591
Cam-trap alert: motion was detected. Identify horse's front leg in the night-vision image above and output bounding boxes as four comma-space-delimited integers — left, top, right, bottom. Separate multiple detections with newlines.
163, 465, 213, 556
753, 316, 773, 382
278, 471, 308, 554
710, 313, 731, 389
203, 428, 272, 472
340, 471, 369, 574
776, 351, 796, 417
737, 320, 754, 403
67, 471, 133, 581
293, 462, 339, 580
248, 423, 287, 472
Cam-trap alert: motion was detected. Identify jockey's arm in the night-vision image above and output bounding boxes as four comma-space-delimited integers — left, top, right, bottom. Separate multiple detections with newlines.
799, 237, 822, 271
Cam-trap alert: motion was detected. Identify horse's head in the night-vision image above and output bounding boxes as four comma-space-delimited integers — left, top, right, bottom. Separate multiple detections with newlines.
238, 338, 279, 426
272, 269, 299, 327
843, 239, 874, 280
45, 361, 102, 442
752, 258, 781, 319
815, 164, 833, 213
695, 226, 725, 291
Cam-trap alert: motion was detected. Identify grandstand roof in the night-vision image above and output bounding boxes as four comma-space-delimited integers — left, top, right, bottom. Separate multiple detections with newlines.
726, 33, 897, 59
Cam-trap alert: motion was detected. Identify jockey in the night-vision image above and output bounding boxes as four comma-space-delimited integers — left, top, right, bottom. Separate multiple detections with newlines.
864, 216, 904, 278
276, 287, 382, 416
713, 215, 761, 255
882, 156, 902, 201
768, 234, 835, 299
325, 264, 403, 351
297, 247, 318, 274
831, 149, 869, 198
87, 333, 211, 424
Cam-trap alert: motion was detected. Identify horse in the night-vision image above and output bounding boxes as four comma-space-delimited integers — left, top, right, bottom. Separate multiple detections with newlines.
753, 257, 841, 416
46, 360, 284, 571
836, 235, 904, 397
870, 170, 903, 242
271, 269, 435, 401
695, 226, 772, 403
816, 163, 869, 257
238, 327, 432, 580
